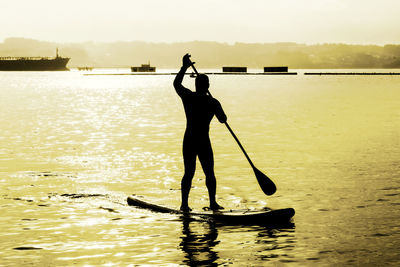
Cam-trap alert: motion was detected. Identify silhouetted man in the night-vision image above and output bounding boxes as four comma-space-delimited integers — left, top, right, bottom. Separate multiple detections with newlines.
174, 54, 227, 211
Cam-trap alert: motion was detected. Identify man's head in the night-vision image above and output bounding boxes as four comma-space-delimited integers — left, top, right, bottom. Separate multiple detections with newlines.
195, 74, 209, 94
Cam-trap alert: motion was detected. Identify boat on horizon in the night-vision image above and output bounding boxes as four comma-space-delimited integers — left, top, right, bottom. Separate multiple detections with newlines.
77, 66, 93, 71
0, 49, 70, 71
131, 63, 156, 72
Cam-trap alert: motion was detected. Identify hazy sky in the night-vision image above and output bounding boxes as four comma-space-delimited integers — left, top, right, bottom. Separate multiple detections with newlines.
1, 0, 399, 44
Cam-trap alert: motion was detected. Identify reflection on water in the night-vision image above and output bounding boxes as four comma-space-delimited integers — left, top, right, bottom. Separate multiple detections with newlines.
255, 227, 296, 262
180, 218, 219, 266
179, 216, 296, 266
0, 71, 399, 265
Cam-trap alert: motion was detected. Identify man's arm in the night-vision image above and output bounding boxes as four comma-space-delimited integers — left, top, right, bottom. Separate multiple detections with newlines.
214, 99, 227, 123
173, 65, 189, 97
173, 54, 192, 97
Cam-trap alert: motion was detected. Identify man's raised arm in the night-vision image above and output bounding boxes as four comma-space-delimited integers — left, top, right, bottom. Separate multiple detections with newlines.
173, 54, 192, 97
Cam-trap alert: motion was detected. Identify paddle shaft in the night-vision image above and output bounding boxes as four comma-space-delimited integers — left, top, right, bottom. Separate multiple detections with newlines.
190, 62, 256, 169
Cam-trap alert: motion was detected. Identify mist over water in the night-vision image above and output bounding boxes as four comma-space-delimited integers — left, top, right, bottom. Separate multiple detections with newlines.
0, 70, 399, 265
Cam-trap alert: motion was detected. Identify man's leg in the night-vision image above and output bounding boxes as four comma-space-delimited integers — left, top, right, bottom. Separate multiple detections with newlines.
198, 141, 223, 210
181, 141, 196, 211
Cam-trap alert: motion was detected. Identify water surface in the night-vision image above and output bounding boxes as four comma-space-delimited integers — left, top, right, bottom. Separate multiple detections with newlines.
0, 69, 399, 265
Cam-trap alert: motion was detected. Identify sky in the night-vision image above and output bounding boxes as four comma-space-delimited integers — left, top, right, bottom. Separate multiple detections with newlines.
1, 0, 399, 45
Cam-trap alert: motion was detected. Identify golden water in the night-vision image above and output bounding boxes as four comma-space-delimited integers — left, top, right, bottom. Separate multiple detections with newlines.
0, 70, 399, 265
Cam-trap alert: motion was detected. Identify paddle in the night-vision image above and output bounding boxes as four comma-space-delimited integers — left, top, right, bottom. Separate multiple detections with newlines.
187, 55, 277, 196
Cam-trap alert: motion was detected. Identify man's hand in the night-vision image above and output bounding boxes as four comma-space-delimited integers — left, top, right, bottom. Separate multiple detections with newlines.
182, 53, 194, 68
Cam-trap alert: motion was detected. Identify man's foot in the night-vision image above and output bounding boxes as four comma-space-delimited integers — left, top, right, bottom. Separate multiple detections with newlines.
180, 205, 192, 212
210, 203, 224, 211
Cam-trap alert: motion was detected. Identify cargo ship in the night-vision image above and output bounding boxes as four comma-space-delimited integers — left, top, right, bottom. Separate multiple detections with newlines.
131, 63, 155, 72
0, 49, 70, 71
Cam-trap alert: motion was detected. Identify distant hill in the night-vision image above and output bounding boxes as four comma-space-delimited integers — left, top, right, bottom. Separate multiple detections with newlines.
1, 37, 400, 69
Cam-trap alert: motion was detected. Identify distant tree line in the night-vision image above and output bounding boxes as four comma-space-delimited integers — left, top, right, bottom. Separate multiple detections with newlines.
1, 37, 400, 69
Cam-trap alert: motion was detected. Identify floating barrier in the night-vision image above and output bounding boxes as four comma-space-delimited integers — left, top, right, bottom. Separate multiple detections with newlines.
85, 72, 297, 76
264, 66, 288, 72
305, 72, 400, 75
222, 66, 247, 73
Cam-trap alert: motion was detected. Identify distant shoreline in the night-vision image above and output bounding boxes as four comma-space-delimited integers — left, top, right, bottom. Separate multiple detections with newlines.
1, 38, 400, 69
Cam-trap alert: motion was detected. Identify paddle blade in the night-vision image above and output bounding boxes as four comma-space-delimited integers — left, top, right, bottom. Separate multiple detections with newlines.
253, 167, 277, 195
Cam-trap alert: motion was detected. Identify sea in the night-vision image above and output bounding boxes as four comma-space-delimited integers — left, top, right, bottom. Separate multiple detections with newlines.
0, 69, 399, 266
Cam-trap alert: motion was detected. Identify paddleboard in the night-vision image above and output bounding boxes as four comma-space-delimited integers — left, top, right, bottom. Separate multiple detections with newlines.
127, 196, 295, 225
